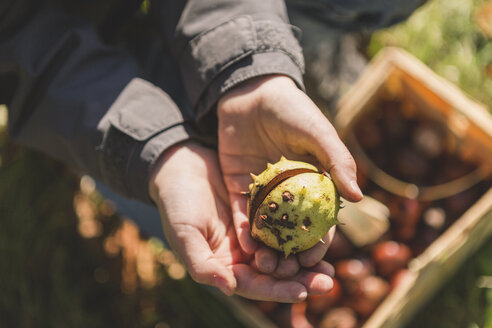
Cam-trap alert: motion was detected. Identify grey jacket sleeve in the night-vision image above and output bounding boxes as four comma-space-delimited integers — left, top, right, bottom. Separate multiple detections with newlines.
0, 3, 195, 204
0, 0, 306, 204
153, 0, 305, 137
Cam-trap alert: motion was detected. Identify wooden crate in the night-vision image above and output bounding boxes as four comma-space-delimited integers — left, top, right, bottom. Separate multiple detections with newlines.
335, 47, 492, 328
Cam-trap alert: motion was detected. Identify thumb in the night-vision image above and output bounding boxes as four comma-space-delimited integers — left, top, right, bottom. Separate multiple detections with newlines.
301, 104, 363, 202
174, 224, 237, 295
230, 193, 258, 255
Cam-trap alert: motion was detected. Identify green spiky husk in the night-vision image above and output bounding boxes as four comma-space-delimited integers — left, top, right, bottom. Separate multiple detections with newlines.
248, 157, 340, 257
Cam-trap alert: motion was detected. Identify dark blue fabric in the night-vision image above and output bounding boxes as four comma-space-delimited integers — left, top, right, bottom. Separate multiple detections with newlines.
286, 0, 425, 30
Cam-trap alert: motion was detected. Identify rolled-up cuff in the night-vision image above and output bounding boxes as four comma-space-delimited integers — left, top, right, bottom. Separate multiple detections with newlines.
180, 15, 305, 116
99, 78, 196, 204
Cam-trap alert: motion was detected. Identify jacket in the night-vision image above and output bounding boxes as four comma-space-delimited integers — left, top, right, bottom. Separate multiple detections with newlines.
0, 0, 422, 204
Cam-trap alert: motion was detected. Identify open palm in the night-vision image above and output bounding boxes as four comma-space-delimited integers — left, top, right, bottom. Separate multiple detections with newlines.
149, 142, 335, 301
218, 75, 363, 276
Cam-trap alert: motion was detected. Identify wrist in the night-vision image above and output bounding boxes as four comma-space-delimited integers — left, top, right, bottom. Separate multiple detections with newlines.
148, 141, 193, 203
217, 74, 297, 116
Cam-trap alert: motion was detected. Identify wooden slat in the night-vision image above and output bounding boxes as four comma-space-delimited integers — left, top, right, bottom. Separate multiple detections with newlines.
334, 47, 492, 328
336, 47, 492, 138
364, 188, 492, 328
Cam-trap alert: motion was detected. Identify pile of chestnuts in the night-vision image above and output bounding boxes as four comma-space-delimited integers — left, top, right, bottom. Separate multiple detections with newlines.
250, 98, 491, 328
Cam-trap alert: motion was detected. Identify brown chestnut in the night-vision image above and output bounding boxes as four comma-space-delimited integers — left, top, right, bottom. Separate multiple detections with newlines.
435, 159, 475, 183
410, 226, 440, 256
335, 259, 373, 294
350, 276, 390, 318
319, 307, 358, 328
412, 122, 445, 159
372, 241, 412, 278
393, 148, 430, 182
382, 100, 410, 142
307, 278, 342, 314
290, 302, 313, 328
324, 231, 354, 261
389, 198, 422, 241
355, 119, 383, 150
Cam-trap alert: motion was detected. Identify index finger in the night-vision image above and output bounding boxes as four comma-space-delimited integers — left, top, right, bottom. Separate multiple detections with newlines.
285, 93, 363, 202
307, 114, 363, 202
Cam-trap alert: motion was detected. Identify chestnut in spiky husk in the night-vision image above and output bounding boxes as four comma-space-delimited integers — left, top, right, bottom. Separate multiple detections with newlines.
247, 157, 340, 256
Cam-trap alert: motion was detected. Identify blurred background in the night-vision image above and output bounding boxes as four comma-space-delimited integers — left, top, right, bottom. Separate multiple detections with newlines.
1, 0, 491, 327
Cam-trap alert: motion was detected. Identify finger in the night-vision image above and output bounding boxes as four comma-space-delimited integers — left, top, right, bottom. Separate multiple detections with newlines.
297, 226, 336, 268
294, 263, 334, 295
275, 254, 300, 278
303, 110, 363, 202
233, 263, 307, 302
255, 245, 278, 274
174, 224, 237, 296
311, 260, 336, 277
317, 134, 362, 202
230, 193, 258, 254
223, 174, 252, 194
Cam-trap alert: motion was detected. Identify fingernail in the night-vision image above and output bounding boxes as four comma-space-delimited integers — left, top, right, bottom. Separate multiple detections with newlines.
350, 180, 363, 199
297, 291, 308, 301
320, 276, 334, 292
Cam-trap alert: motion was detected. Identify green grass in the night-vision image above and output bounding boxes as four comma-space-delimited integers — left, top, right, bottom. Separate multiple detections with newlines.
369, 0, 492, 109
407, 240, 492, 328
